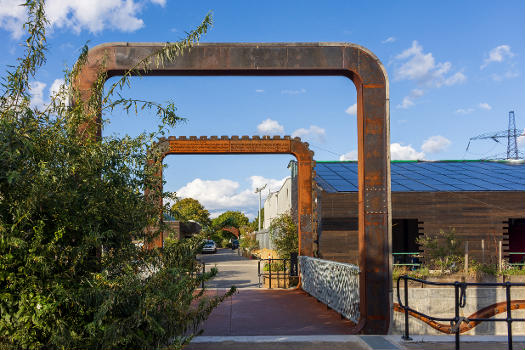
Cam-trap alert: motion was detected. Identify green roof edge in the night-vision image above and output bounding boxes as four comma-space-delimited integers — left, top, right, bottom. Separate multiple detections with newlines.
314, 159, 518, 163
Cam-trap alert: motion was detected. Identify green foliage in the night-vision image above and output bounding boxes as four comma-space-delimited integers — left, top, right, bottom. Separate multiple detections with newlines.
263, 261, 285, 272
269, 213, 298, 259
212, 211, 250, 231
416, 229, 463, 273
0, 2, 232, 349
170, 197, 211, 227
469, 260, 499, 277
239, 228, 259, 253
393, 266, 430, 282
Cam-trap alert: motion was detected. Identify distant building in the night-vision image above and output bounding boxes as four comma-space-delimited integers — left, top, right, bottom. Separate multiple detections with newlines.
263, 177, 293, 229
287, 160, 525, 265
163, 219, 202, 241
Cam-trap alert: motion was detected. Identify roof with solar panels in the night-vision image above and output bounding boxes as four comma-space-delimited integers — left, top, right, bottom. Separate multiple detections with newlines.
314, 160, 525, 193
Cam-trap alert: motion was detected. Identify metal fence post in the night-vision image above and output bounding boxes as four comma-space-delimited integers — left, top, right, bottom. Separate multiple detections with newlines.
454, 282, 460, 350
258, 260, 261, 288
402, 276, 412, 340
506, 282, 513, 350
269, 258, 272, 289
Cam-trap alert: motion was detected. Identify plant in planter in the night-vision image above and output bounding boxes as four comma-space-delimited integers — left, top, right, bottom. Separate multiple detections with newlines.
416, 229, 464, 274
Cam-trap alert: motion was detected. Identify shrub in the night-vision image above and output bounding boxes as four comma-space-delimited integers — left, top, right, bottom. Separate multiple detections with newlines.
416, 229, 463, 273
0, 2, 233, 349
269, 213, 298, 259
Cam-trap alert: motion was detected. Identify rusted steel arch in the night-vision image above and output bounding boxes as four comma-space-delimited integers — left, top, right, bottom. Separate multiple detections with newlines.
75, 42, 392, 334
151, 135, 314, 255
221, 227, 239, 238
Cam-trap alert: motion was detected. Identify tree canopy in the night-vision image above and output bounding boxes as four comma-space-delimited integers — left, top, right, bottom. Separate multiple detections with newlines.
212, 211, 250, 231
170, 197, 211, 227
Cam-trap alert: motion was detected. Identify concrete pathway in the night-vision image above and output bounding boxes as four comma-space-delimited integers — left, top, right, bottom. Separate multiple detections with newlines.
198, 248, 260, 288
186, 335, 525, 350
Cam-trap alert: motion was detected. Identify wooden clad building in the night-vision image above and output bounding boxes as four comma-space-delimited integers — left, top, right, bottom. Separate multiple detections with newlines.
308, 160, 525, 265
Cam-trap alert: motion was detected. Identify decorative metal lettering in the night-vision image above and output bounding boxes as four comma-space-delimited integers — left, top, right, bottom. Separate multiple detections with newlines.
299, 256, 360, 323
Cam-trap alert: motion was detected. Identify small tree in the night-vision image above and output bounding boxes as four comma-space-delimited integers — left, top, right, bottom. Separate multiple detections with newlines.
269, 213, 298, 259
170, 197, 211, 227
416, 229, 463, 273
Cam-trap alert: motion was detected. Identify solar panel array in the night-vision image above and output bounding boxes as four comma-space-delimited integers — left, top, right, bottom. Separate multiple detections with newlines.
314, 161, 525, 193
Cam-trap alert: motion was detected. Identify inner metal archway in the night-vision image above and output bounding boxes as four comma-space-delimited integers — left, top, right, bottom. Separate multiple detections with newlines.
75, 42, 392, 334
151, 135, 315, 257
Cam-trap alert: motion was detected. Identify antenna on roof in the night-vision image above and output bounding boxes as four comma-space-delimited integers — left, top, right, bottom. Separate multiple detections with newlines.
466, 111, 524, 160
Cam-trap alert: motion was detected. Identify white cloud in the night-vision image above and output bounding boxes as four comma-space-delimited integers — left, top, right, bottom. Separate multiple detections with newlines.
481, 45, 514, 69
291, 125, 326, 143
281, 88, 306, 95
455, 108, 475, 115
491, 71, 519, 82
440, 71, 466, 87
176, 176, 286, 217
382, 36, 396, 44
257, 118, 284, 135
421, 135, 451, 154
49, 78, 64, 97
342, 143, 428, 161
29, 81, 46, 108
255, 89, 264, 93
149, 0, 166, 6
394, 41, 465, 87
390, 143, 425, 160
339, 150, 358, 161
0, 0, 26, 38
397, 88, 424, 109
345, 103, 357, 115
479, 102, 492, 110
0, 0, 164, 39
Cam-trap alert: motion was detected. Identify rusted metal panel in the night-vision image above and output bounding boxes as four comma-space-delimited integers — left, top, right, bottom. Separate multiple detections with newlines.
74, 42, 391, 334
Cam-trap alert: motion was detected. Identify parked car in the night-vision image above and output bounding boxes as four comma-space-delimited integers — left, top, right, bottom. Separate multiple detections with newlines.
202, 240, 217, 254
231, 239, 239, 250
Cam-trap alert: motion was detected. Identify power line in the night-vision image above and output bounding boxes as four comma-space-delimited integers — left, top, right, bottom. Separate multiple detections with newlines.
466, 110, 524, 160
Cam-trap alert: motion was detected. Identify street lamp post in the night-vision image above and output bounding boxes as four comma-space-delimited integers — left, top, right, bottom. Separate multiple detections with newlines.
254, 184, 267, 231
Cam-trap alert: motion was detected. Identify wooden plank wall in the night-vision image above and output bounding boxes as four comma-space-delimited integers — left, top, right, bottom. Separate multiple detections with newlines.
318, 191, 525, 264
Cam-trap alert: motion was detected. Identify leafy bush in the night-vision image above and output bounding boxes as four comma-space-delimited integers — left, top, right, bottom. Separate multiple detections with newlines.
269, 213, 298, 259
263, 261, 286, 272
416, 229, 463, 273
239, 231, 259, 253
0, 2, 233, 349
469, 260, 499, 277
393, 266, 430, 282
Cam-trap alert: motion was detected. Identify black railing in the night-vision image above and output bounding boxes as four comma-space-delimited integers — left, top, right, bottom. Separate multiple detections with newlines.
393, 252, 421, 268
258, 255, 298, 288
397, 275, 525, 350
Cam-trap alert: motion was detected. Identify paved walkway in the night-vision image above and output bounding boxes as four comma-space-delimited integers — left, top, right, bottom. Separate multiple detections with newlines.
198, 248, 260, 288
199, 289, 355, 336
187, 335, 525, 350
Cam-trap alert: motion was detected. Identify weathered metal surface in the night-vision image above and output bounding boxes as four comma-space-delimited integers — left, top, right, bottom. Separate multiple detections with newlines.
74, 42, 391, 334
154, 136, 315, 257
299, 256, 360, 323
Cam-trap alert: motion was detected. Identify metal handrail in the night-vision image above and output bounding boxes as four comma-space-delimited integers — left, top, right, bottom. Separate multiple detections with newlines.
397, 275, 525, 350
257, 258, 296, 288
508, 252, 525, 267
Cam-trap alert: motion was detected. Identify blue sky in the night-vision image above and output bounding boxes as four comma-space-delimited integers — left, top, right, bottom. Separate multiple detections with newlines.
1, 0, 523, 218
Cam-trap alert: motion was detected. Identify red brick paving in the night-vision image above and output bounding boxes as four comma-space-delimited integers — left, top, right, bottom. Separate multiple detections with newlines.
199, 289, 356, 336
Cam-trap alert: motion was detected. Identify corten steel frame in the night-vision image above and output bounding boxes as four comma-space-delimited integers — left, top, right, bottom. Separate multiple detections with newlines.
75, 42, 392, 334
150, 136, 314, 254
